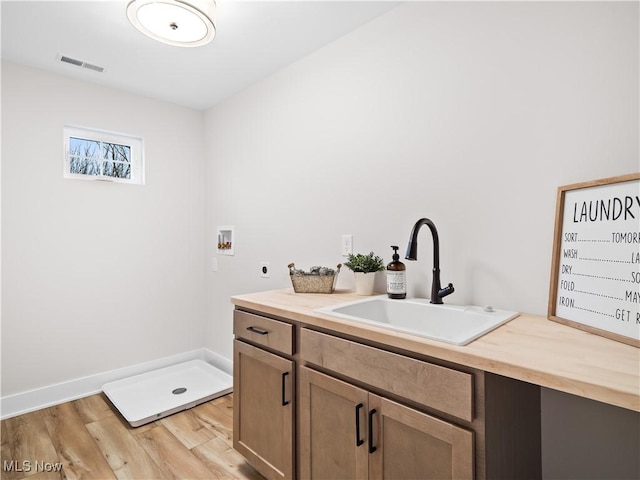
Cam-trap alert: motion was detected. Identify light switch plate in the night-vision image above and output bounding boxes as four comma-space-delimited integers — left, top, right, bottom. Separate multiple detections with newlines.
341, 235, 353, 257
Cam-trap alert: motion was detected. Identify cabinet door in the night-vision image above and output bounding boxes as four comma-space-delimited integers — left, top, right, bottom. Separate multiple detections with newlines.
299, 367, 369, 480
369, 394, 474, 480
234, 340, 294, 480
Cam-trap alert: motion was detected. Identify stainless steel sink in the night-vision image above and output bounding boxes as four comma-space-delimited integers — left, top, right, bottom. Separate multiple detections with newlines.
316, 296, 519, 345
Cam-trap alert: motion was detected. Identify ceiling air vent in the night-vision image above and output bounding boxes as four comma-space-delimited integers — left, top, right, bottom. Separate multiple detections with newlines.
58, 54, 105, 73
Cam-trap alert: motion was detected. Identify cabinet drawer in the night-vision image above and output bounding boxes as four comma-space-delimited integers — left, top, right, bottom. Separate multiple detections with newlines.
234, 310, 294, 355
300, 328, 473, 422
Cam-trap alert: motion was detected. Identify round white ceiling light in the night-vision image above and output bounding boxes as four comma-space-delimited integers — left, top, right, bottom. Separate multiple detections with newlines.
127, 0, 216, 47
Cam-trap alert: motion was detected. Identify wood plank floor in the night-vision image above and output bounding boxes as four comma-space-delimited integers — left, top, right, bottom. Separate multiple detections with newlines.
1, 393, 264, 480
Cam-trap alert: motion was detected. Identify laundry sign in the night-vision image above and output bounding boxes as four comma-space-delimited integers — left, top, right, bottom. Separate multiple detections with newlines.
548, 173, 640, 347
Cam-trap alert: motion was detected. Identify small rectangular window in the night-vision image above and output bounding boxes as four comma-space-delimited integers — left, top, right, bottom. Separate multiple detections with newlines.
63, 126, 144, 184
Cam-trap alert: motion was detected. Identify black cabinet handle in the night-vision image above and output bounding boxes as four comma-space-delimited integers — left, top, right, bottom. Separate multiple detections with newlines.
368, 409, 377, 453
281, 372, 290, 406
247, 326, 268, 335
355, 403, 364, 446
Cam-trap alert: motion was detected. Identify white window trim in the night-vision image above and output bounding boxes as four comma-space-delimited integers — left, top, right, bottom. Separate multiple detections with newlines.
63, 125, 145, 185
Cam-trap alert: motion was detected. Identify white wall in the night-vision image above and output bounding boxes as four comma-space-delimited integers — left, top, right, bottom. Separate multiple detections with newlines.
1, 62, 206, 396
203, 2, 638, 478
204, 0, 638, 358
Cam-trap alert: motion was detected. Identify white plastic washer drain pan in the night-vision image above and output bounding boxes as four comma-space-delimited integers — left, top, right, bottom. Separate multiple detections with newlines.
102, 359, 233, 427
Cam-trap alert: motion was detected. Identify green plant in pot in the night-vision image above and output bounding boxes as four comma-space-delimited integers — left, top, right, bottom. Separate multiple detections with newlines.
344, 251, 385, 295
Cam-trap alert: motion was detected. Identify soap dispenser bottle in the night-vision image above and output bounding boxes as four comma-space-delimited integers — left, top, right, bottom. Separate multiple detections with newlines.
387, 246, 406, 299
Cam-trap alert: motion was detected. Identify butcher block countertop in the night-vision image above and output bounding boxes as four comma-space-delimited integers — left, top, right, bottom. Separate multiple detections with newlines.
231, 289, 640, 412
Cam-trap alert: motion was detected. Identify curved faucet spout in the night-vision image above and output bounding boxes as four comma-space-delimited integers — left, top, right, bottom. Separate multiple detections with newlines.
405, 218, 454, 304
405, 218, 440, 268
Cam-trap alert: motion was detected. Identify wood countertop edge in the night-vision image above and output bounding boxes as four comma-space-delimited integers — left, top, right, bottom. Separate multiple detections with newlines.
231, 289, 640, 412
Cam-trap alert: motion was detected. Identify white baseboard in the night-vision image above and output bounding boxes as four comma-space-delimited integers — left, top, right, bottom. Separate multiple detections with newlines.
0, 348, 233, 420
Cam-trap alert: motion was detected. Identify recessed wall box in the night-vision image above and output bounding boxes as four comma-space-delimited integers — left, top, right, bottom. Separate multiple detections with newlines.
217, 226, 235, 255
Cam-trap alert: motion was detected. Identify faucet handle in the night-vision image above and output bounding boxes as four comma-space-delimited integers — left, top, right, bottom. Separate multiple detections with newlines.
438, 283, 455, 298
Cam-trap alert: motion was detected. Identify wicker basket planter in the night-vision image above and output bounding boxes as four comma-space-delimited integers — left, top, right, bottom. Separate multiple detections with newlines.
288, 263, 341, 294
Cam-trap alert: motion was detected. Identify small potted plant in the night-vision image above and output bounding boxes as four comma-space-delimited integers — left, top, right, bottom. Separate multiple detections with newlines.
344, 251, 385, 295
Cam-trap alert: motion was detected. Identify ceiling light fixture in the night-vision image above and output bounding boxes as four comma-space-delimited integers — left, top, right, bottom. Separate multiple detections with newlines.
127, 0, 216, 47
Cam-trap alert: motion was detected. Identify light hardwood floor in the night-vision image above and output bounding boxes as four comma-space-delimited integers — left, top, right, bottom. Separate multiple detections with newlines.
1, 393, 264, 480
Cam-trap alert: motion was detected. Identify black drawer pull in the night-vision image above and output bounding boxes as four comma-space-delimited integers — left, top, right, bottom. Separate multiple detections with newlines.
368, 409, 377, 454
281, 372, 290, 406
247, 326, 269, 335
355, 403, 364, 446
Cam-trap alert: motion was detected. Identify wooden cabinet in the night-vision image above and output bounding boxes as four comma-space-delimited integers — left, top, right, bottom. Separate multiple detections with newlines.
298, 328, 540, 480
369, 393, 473, 480
299, 328, 473, 421
299, 366, 369, 480
233, 307, 541, 480
299, 366, 473, 480
234, 310, 294, 355
233, 311, 295, 480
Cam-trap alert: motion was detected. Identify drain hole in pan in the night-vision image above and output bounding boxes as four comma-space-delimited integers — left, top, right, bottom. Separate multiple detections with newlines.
172, 387, 187, 395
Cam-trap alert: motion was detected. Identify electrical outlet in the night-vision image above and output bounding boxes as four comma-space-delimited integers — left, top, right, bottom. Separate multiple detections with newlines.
341, 235, 353, 257
260, 262, 270, 278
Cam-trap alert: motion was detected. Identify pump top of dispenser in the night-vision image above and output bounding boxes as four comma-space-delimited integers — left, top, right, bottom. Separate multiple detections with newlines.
391, 245, 400, 261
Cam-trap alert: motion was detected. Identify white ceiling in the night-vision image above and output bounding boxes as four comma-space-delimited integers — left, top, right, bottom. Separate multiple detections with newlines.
1, 0, 399, 110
